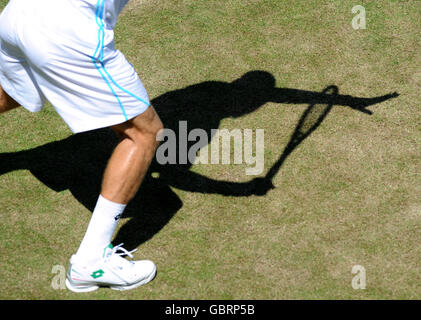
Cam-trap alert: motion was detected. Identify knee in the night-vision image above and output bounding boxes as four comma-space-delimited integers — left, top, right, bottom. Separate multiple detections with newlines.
112, 107, 164, 149
141, 116, 164, 150
132, 122, 162, 153
143, 111, 164, 137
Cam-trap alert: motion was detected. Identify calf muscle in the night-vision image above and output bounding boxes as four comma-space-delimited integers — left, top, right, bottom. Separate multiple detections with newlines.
102, 106, 163, 204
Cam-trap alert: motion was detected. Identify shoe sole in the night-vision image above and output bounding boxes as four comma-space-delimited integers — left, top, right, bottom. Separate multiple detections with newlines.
65, 279, 100, 293
65, 266, 157, 293
110, 266, 157, 291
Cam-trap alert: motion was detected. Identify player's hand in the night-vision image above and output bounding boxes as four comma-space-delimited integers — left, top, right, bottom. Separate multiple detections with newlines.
250, 177, 275, 196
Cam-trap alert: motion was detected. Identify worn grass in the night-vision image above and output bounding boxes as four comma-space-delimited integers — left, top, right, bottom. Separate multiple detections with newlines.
0, 0, 420, 299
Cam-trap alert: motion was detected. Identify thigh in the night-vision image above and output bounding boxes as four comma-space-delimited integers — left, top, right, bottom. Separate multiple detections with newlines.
0, 0, 46, 112
0, 84, 20, 113
111, 106, 163, 139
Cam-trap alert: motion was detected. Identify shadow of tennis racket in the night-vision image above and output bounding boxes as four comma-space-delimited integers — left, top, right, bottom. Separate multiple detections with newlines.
265, 85, 339, 182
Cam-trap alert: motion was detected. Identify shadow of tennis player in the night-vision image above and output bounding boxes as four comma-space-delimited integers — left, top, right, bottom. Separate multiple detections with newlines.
0, 71, 399, 250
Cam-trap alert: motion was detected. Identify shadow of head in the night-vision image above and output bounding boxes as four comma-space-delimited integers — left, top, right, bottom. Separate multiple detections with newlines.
152, 70, 277, 127
228, 70, 277, 117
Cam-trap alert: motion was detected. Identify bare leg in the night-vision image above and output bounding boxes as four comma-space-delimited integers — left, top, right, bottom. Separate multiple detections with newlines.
102, 106, 163, 204
71, 107, 162, 289
0, 85, 20, 113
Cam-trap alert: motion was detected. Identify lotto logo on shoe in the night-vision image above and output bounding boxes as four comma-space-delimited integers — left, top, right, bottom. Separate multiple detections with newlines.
91, 269, 105, 279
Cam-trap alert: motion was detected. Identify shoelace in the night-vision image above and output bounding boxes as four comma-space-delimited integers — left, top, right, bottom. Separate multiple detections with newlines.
111, 243, 137, 259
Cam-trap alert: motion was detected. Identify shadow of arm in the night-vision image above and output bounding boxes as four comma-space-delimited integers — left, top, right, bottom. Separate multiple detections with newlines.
155, 167, 273, 197
269, 87, 399, 114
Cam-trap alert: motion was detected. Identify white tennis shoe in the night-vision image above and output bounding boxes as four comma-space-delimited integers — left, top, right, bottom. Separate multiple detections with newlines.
66, 244, 156, 293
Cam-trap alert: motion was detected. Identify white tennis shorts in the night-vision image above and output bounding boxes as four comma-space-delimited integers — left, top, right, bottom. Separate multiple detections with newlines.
0, 0, 150, 133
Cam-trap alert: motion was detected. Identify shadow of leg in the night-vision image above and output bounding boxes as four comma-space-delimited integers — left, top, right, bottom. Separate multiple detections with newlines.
112, 178, 183, 250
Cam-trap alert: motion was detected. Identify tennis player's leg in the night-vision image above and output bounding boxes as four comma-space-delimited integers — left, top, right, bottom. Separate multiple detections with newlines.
67, 107, 163, 292
0, 84, 20, 113
103, 106, 163, 205
75, 106, 163, 259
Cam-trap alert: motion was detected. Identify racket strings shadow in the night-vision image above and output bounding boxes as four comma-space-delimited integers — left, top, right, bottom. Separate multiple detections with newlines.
266, 85, 338, 181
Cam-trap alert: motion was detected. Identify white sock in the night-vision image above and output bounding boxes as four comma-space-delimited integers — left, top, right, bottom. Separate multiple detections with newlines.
75, 195, 126, 264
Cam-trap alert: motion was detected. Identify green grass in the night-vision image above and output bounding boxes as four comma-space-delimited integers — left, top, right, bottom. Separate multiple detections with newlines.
0, 0, 420, 299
